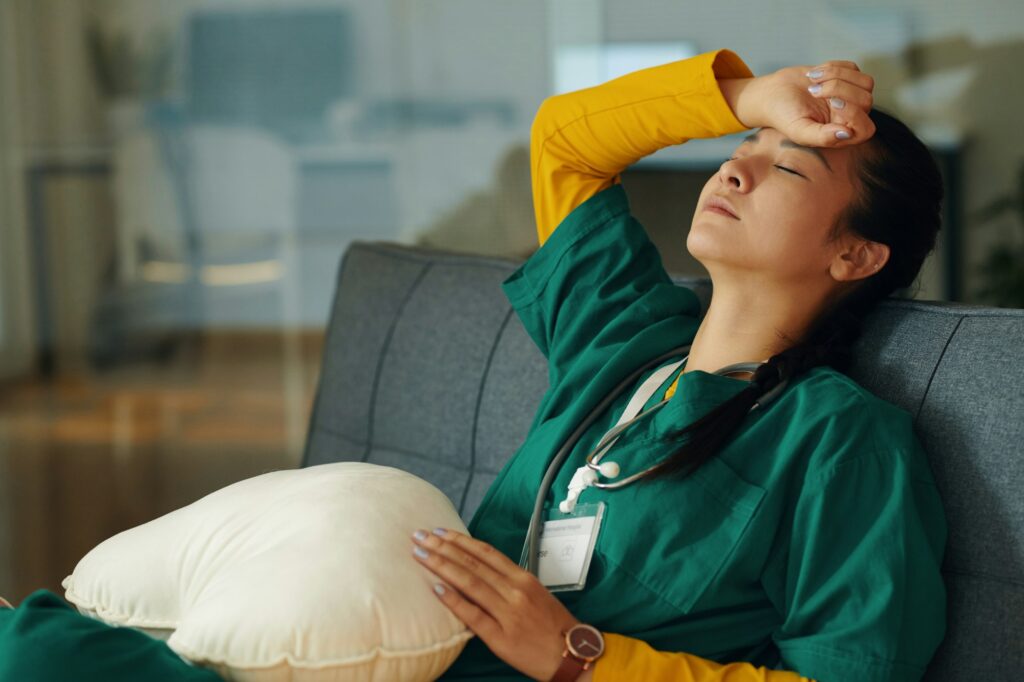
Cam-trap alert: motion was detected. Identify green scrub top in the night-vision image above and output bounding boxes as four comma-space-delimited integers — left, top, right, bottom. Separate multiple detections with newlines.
440, 184, 948, 682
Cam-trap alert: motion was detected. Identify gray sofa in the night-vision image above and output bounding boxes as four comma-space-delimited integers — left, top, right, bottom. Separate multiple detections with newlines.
302, 239, 1024, 680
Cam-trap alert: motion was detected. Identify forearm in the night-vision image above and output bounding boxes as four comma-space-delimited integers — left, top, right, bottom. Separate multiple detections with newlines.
532, 49, 754, 177
530, 48, 754, 243
717, 76, 766, 130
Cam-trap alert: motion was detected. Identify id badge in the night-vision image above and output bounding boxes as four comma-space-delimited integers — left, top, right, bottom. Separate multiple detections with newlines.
519, 501, 605, 592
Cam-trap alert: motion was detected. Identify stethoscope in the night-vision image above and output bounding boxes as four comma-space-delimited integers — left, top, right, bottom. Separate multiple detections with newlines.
523, 343, 789, 576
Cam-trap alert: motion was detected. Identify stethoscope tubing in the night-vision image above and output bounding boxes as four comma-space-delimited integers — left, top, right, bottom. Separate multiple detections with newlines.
525, 345, 689, 575
581, 358, 782, 489
524, 344, 789, 576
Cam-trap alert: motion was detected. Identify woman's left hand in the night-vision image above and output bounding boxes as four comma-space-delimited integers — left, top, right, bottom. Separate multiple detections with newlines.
411, 527, 581, 681
722, 59, 876, 148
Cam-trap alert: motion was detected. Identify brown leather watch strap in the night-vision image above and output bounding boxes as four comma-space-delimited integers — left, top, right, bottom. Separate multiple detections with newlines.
550, 651, 589, 682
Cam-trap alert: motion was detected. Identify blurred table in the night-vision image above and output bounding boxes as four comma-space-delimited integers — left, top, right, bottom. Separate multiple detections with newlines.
25, 147, 113, 376
24, 143, 395, 376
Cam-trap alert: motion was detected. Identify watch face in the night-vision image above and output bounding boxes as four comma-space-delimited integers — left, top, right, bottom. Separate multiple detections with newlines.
567, 624, 605, 661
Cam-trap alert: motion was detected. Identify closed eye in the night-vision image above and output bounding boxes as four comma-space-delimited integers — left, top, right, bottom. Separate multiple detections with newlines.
727, 157, 805, 179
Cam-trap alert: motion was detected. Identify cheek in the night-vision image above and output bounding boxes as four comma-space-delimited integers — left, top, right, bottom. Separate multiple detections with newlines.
752, 207, 835, 276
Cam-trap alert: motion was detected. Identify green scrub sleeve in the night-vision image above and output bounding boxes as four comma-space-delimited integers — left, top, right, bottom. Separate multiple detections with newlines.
0, 590, 224, 681
500, 183, 701, 389
769, 444, 948, 682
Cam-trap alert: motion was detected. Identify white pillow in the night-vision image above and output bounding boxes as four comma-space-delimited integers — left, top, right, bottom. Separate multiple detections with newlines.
62, 462, 474, 682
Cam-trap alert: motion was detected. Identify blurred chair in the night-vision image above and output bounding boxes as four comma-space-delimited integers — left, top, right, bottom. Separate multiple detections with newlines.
93, 124, 301, 351
93, 122, 307, 451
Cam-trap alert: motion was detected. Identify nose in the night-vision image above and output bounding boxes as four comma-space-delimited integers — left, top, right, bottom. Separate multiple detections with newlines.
717, 157, 749, 191
720, 157, 745, 189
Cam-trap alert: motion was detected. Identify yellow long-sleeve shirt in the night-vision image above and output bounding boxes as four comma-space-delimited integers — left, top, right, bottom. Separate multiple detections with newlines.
530, 47, 815, 682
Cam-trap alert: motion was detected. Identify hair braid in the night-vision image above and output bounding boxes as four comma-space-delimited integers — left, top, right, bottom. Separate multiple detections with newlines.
644, 287, 871, 482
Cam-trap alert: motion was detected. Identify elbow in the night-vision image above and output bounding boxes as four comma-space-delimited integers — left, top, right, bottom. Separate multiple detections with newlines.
530, 94, 567, 145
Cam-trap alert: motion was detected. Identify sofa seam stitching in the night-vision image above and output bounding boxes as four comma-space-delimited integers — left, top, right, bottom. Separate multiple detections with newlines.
459, 306, 515, 513
914, 314, 965, 425
361, 262, 433, 462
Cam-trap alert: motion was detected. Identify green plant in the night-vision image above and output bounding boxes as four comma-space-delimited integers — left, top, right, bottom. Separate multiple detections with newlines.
971, 159, 1024, 308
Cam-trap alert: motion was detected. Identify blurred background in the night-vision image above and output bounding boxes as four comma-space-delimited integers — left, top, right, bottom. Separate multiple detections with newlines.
1, 0, 1022, 601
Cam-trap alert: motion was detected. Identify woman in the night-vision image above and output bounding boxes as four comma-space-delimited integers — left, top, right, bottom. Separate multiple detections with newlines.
409, 48, 947, 681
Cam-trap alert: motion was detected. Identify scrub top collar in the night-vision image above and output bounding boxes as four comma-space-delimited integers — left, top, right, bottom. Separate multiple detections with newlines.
669, 365, 755, 407
648, 366, 758, 438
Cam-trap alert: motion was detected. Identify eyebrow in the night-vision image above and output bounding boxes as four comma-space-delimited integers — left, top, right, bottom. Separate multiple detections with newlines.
741, 130, 833, 174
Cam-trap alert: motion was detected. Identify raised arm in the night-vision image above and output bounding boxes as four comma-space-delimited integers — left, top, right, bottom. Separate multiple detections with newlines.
530, 48, 754, 245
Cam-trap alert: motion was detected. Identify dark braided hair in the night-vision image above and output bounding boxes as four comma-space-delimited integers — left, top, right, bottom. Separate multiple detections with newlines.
643, 106, 944, 482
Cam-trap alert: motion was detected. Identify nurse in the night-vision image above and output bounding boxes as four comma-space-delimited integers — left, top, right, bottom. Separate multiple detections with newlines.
412, 49, 947, 681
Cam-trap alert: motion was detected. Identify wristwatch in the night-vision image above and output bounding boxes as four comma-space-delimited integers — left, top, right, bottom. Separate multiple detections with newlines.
550, 623, 605, 682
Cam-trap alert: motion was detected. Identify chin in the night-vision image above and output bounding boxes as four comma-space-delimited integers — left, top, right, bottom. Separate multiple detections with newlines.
685, 224, 721, 264
687, 230, 752, 278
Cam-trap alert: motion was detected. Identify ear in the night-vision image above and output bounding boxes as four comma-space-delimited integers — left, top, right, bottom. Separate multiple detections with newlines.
829, 238, 890, 283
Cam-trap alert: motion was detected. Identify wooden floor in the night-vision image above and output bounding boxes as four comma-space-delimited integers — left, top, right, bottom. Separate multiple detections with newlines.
0, 330, 324, 603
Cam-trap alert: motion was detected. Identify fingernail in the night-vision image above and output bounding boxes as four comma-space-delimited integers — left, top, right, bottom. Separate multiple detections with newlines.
807, 83, 822, 95
433, 583, 446, 596
432, 528, 447, 537
806, 69, 823, 79
413, 546, 429, 559
412, 529, 428, 541
835, 130, 851, 140
829, 97, 845, 109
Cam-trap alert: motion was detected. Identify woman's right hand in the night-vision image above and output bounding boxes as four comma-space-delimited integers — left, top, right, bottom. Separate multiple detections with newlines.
720, 59, 876, 148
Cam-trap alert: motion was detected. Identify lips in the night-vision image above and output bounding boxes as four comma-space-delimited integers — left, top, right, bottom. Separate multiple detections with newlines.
704, 195, 739, 219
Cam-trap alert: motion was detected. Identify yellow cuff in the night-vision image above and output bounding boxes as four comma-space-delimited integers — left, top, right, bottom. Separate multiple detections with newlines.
593, 632, 814, 682
700, 48, 757, 136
